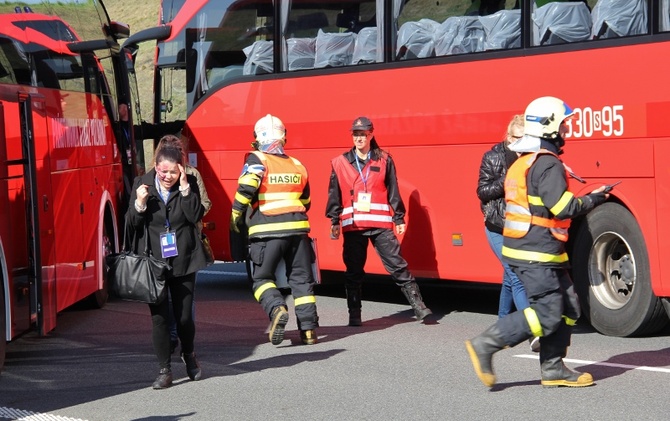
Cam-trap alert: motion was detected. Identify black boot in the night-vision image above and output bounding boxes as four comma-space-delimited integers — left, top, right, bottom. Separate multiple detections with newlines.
400, 281, 432, 321
540, 343, 593, 387
346, 287, 362, 326
181, 352, 202, 381
152, 367, 173, 390
465, 324, 507, 387
268, 306, 289, 345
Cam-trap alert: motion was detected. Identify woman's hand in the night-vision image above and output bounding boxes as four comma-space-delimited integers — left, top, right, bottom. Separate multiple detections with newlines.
178, 164, 189, 190
136, 184, 149, 207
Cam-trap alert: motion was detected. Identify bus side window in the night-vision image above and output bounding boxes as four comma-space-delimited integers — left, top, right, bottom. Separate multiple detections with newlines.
591, 0, 648, 39
35, 59, 61, 90
287, 38, 316, 71
397, 19, 439, 60
314, 29, 355, 68
242, 40, 273, 75
531, 1, 591, 45
662, 0, 670, 32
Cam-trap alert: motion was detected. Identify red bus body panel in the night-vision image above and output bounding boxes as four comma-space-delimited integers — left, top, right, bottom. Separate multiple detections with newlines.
187, 40, 670, 297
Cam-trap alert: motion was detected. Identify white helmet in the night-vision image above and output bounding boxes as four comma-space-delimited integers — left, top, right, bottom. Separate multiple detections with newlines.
523, 96, 573, 140
254, 114, 286, 145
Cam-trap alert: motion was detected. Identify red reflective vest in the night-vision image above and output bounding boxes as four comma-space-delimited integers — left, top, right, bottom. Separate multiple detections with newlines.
331, 153, 394, 232
251, 151, 307, 216
503, 150, 571, 242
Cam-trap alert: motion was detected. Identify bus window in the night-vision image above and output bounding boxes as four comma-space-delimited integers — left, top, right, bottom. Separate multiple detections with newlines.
662, 0, 670, 32
531, 1, 592, 45
0, 38, 31, 85
590, 0, 648, 40
283, 1, 378, 69
395, 0, 519, 60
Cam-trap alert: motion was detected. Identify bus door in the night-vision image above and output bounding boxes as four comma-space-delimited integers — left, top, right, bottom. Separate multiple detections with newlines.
18, 93, 56, 336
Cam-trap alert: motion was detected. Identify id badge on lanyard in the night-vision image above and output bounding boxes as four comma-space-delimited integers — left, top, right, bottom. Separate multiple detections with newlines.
160, 231, 179, 258
357, 191, 372, 212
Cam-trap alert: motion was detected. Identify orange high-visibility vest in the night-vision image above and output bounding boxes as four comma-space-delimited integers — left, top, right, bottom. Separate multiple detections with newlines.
503, 151, 571, 242
331, 153, 394, 232
251, 151, 307, 216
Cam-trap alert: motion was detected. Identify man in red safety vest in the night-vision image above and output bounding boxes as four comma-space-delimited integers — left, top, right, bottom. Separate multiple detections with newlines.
326, 116, 432, 326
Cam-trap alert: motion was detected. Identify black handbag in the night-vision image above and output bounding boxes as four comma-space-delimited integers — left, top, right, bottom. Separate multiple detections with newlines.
106, 221, 171, 304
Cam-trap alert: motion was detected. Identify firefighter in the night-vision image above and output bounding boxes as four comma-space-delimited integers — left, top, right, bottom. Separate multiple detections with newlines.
230, 114, 319, 345
326, 116, 432, 326
465, 96, 610, 388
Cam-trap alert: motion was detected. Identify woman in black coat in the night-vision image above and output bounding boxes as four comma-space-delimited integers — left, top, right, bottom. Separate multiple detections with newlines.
476, 115, 531, 319
127, 138, 208, 389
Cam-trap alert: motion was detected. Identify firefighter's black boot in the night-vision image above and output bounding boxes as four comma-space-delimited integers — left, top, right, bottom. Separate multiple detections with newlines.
400, 281, 432, 321
465, 324, 507, 387
268, 306, 289, 345
540, 343, 593, 388
346, 286, 362, 326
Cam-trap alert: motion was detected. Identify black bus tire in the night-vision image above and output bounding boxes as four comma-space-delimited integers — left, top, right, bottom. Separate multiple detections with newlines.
571, 202, 668, 337
87, 211, 114, 309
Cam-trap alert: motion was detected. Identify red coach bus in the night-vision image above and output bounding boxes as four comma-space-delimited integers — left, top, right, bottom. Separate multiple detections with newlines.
0, 1, 143, 372
126, 0, 670, 337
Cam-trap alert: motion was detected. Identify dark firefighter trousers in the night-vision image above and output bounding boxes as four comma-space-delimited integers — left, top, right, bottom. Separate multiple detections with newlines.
343, 229, 414, 289
250, 234, 318, 330
496, 266, 581, 351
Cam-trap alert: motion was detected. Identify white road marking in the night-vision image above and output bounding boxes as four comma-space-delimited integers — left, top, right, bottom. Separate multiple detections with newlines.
515, 354, 670, 373
0, 407, 86, 421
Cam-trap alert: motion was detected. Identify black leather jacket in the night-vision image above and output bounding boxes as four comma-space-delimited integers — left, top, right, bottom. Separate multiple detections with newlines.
477, 142, 516, 234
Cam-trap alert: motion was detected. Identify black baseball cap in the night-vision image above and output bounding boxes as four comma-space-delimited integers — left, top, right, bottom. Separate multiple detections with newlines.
350, 116, 373, 131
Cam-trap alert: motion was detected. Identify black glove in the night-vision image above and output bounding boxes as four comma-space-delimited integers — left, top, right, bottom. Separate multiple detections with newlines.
587, 192, 607, 208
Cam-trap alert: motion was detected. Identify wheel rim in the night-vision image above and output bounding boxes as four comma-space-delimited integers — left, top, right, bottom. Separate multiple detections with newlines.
589, 231, 636, 310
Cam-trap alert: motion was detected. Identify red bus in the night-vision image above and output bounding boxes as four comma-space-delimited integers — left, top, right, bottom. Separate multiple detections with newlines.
0, 1, 143, 372
126, 0, 670, 337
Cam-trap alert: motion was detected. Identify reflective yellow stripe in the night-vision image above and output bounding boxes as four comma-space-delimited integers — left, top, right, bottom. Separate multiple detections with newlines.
300, 197, 310, 205
528, 195, 544, 206
235, 192, 251, 206
248, 220, 311, 235
524, 307, 544, 337
501, 246, 569, 263
294, 295, 316, 306
562, 315, 577, 326
254, 282, 277, 301
259, 199, 304, 212
239, 174, 260, 188
550, 191, 574, 216
258, 192, 302, 200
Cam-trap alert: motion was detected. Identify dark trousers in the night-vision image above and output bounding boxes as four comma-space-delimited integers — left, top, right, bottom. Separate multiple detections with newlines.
342, 229, 414, 288
250, 234, 318, 330
496, 266, 580, 350
149, 272, 196, 369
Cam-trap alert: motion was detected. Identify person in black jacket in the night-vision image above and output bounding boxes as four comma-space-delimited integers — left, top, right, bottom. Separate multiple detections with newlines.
127, 138, 208, 389
326, 116, 432, 326
478, 115, 539, 353
477, 115, 531, 317
466, 96, 609, 388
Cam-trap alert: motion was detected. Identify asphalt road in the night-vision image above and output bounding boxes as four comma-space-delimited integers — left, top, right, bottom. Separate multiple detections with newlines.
1, 262, 670, 420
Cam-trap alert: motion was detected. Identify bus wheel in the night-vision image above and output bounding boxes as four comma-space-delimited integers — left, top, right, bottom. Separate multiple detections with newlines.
572, 203, 669, 337
87, 218, 113, 309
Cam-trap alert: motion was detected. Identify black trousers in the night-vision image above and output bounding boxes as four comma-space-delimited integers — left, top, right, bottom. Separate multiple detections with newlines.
342, 229, 414, 288
496, 266, 580, 350
149, 272, 196, 369
250, 234, 318, 330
